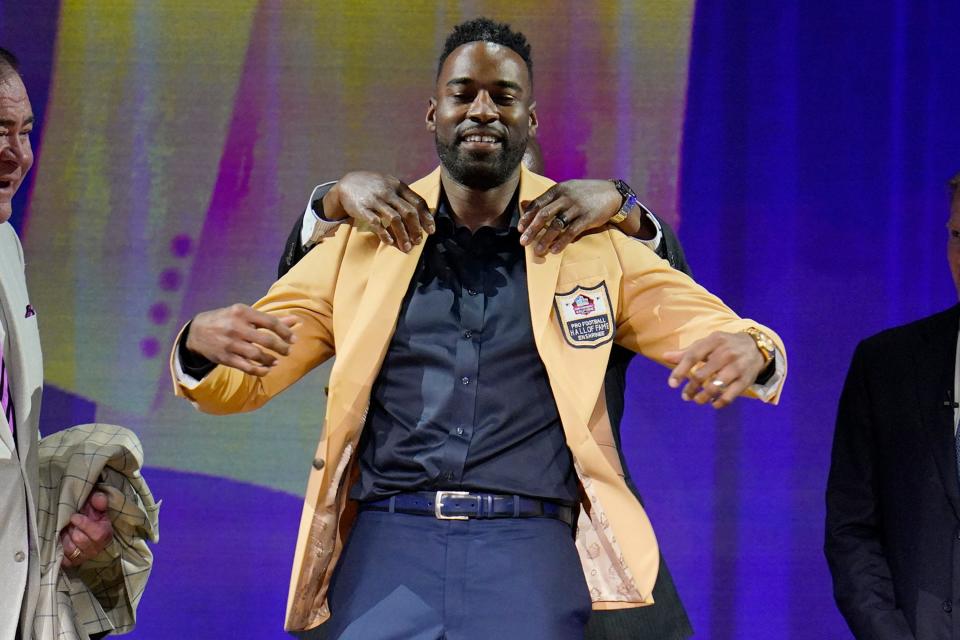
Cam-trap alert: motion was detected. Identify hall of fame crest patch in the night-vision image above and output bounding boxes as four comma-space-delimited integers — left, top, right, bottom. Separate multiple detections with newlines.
553, 282, 614, 348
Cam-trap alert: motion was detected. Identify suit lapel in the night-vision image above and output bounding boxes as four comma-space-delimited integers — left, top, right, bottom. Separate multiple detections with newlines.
916, 304, 960, 521
0, 235, 23, 456
521, 167, 611, 440
326, 170, 442, 432
520, 165, 562, 348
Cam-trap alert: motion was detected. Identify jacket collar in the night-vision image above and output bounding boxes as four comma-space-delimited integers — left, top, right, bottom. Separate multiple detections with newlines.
328, 165, 559, 431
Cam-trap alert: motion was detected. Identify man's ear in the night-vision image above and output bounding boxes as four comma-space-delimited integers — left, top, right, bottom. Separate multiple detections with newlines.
528, 101, 538, 137
425, 97, 437, 132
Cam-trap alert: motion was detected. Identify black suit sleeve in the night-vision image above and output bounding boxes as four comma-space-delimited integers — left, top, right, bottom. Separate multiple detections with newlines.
177, 322, 217, 379
278, 183, 337, 279
651, 214, 693, 278
824, 341, 915, 639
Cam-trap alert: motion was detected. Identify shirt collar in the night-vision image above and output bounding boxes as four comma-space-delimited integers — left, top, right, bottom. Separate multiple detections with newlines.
434, 186, 522, 236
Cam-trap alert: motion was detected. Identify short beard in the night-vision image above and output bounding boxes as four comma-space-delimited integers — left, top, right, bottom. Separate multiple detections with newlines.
435, 133, 528, 191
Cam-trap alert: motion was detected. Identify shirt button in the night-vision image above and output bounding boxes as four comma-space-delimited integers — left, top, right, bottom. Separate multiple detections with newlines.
312, 458, 325, 470
461, 377, 470, 385
463, 330, 473, 339
14, 551, 25, 563
944, 600, 953, 613
468, 289, 478, 296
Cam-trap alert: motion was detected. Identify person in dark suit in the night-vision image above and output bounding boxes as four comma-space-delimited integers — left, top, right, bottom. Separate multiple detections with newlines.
280, 141, 694, 640
825, 171, 960, 639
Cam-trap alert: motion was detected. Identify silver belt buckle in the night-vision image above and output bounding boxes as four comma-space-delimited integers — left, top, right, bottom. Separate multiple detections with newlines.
435, 490, 471, 520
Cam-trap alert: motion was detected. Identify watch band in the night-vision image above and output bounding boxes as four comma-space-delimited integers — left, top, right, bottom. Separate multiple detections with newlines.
742, 327, 776, 369
610, 179, 639, 224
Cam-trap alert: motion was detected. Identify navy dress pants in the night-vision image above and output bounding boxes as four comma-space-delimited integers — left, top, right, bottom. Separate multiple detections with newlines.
324, 510, 592, 640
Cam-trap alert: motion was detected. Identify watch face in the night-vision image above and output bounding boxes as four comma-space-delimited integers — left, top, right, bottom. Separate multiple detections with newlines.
747, 328, 774, 354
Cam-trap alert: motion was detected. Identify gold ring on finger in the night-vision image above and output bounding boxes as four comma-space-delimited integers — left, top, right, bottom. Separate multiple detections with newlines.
69, 547, 82, 561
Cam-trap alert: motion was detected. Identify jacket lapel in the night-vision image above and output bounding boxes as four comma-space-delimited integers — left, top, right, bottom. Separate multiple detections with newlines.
521, 167, 611, 441
916, 304, 960, 521
0, 237, 23, 457
325, 170, 442, 435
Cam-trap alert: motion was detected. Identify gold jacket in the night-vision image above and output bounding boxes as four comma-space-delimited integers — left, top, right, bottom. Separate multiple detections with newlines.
171, 166, 786, 632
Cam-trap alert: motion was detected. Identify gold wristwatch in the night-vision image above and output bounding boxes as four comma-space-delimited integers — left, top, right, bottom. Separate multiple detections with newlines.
742, 327, 776, 369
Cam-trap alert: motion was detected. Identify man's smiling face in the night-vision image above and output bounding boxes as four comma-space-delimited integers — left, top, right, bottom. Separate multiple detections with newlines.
427, 41, 537, 191
0, 73, 34, 223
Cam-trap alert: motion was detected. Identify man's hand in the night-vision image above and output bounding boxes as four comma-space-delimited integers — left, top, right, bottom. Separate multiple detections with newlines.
185, 304, 297, 376
323, 171, 434, 252
60, 491, 113, 568
518, 180, 626, 256
663, 331, 765, 409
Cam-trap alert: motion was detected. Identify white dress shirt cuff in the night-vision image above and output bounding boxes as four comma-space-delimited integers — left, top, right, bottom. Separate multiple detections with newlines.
748, 348, 786, 402
300, 181, 341, 248
634, 208, 663, 253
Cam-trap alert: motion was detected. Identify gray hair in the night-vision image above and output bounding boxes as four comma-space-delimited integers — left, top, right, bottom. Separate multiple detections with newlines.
0, 47, 20, 83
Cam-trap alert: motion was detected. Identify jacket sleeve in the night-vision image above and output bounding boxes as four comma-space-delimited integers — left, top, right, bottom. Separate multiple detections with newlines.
278, 211, 310, 279
824, 341, 916, 639
172, 224, 351, 415
654, 216, 693, 278
278, 183, 338, 279
609, 230, 785, 403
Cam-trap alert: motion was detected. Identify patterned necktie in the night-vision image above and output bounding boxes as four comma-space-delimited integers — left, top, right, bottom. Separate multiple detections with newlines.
1, 344, 14, 434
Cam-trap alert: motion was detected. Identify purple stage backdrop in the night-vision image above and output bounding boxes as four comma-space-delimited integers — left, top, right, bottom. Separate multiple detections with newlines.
2, 1, 959, 638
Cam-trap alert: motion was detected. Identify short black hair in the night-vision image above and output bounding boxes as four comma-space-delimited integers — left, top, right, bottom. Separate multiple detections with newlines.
951, 171, 960, 198
437, 18, 532, 82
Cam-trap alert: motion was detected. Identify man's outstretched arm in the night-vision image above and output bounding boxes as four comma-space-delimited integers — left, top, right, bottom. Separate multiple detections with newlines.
610, 231, 785, 407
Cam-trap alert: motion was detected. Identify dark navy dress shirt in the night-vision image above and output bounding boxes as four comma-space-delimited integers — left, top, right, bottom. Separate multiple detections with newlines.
350, 191, 579, 505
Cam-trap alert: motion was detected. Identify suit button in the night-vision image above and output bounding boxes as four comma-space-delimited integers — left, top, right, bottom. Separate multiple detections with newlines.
14, 551, 25, 563
312, 458, 325, 470
943, 600, 953, 613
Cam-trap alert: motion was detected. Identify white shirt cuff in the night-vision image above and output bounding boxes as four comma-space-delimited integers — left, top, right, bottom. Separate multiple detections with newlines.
748, 348, 786, 402
635, 207, 663, 253
173, 350, 205, 390
300, 181, 340, 248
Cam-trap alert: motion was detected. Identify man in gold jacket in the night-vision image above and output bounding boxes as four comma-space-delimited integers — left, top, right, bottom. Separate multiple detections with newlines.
171, 17, 786, 639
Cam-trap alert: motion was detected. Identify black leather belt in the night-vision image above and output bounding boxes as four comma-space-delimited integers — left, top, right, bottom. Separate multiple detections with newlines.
358, 491, 575, 526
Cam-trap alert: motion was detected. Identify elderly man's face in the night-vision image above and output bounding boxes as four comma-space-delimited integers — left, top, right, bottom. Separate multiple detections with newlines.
948, 191, 960, 299
427, 41, 537, 190
0, 73, 33, 223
